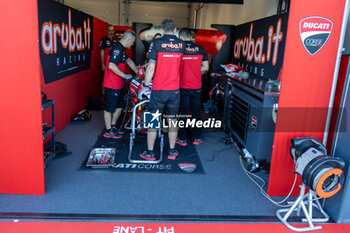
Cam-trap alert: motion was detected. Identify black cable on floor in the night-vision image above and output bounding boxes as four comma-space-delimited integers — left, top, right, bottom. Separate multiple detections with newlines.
206, 136, 235, 161
206, 145, 234, 161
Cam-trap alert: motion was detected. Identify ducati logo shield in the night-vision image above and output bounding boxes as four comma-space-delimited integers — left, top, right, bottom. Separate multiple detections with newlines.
299, 16, 333, 55
178, 163, 196, 173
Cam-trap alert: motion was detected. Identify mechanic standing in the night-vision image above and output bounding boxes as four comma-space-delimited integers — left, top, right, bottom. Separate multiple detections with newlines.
103, 30, 138, 139
176, 28, 209, 146
100, 25, 117, 93
139, 19, 185, 161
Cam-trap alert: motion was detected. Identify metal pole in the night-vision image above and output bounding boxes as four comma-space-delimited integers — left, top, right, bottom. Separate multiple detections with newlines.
323, 0, 350, 146
193, 3, 204, 29
187, 3, 191, 28
124, 0, 130, 26
118, 0, 121, 25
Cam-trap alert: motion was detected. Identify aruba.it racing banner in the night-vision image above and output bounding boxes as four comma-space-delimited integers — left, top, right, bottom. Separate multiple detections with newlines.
232, 13, 288, 80
38, 0, 93, 84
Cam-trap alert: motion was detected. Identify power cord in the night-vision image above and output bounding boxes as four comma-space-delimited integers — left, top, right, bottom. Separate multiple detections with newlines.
238, 154, 298, 208
206, 145, 234, 161
206, 137, 234, 161
218, 136, 234, 145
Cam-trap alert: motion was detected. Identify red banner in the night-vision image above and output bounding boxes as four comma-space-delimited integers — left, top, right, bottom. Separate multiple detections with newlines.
267, 0, 347, 196
0, 222, 349, 233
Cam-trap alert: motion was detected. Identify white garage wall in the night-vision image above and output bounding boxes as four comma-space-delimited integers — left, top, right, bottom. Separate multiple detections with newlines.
192, 0, 278, 29
64, 0, 121, 24
64, 0, 190, 26
63, 0, 278, 28
128, 1, 190, 27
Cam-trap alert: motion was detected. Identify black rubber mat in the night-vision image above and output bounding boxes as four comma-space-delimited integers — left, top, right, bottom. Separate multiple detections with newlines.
80, 132, 205, 174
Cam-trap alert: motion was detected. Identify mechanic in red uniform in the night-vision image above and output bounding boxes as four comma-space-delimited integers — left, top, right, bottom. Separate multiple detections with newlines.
100, 25, 117, 94
139, 19, 186, 160
103, 30, 138, 139
100, 25, 117, 74
176, 28, 209, 146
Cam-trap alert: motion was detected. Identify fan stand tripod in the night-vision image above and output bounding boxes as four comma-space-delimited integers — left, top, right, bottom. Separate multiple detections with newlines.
276, 184, 329, 232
